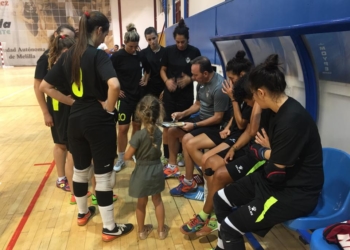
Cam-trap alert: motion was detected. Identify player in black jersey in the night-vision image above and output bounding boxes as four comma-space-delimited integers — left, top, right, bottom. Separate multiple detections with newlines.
111, 23, 147, 172
40, 11, 134, 242
160, 18, 201, 168
141, 27, 165, 98
34, 24, 75, 193
213, 54, 324, 250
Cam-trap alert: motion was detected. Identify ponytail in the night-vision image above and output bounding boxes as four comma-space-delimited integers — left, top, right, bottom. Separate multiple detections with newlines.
48, 24, 75, 49
136, 95, 165, 148
249, 54, 286, 95
71, 11, 109, 87
48, 35, 75, 69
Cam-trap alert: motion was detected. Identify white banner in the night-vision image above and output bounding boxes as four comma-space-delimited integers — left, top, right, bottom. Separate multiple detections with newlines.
0, 0, 113, 66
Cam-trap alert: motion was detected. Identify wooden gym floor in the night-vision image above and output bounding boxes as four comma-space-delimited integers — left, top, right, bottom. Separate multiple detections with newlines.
0, 67, 309, 250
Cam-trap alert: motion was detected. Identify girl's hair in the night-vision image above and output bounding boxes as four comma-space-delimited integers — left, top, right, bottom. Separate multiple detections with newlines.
48, 35, 75, 69
48, 24, 75, 49
233, 74, 253, 103
124, 23, 140, 43
71, 11, 109, 87
136, 95, 165, 148
249, 54, 286, 95
144, 27, 157, 37
226, 50, 252, 75
173, 18, 189, 40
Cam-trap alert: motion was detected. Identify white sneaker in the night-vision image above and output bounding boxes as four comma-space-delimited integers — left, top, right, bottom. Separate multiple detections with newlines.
177, 153, 185, 167
113, 158, 124, 172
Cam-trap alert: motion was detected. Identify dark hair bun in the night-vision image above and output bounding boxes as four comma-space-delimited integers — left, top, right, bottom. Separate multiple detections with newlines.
235, 50, 246, 60
264, 54, 279, 70
178, 18, 189, 30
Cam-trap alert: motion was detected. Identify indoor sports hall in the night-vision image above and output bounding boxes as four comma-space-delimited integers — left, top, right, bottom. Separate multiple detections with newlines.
1, 0, 350, 249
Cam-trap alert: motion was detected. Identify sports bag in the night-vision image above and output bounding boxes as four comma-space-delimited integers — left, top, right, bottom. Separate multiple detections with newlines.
323, 220, 350, 249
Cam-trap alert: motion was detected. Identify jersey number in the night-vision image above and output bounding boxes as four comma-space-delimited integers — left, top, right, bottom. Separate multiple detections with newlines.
52, 98, 59, 111
118, 113, 126, 122
71, 69, 83, 97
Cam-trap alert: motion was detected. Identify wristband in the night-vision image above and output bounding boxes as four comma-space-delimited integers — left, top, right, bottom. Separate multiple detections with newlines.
105, 108, 115, 115
258, 147, 269, 160
193, 122, 198, 128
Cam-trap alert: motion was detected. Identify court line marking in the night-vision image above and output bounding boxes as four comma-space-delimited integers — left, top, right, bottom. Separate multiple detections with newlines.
6, 160, 56, 250
0, 86, 32, 102
34, 163, 52, 166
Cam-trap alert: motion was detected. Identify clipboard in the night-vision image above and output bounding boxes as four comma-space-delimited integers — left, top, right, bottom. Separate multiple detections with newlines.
162, 122, 185, 128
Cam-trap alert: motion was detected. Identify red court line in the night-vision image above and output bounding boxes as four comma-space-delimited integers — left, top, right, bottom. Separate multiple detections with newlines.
33, 163, 52, 166
6, 160, 56, 250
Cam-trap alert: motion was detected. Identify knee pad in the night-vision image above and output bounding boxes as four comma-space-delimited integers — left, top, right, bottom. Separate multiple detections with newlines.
204, 168, 215, 176
73, 165, 92, 183
95, 171, 116, 192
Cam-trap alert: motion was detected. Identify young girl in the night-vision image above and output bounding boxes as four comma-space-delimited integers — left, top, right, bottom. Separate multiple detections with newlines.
124, 95, 169, 240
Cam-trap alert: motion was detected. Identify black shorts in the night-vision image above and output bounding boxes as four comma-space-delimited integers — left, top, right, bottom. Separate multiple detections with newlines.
117, 97, 140, 125
224, 130, 243, 147
195, 127, 223, 146
181, 116, 221, 137
68, 105, 116, 175
225, 155, 264, 181
163, 90, 193, 121
215, 171, 320, 237
47, 98, 70, 146
215, 145, 247, 161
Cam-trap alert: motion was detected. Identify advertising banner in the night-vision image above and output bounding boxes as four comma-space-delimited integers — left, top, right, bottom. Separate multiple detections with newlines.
0, 0, 113, 66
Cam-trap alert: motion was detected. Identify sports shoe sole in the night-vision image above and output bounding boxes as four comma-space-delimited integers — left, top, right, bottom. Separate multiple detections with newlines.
195, 226, 218, 237
77, 206, 96, 226
180, 224, 203, 235
164, 172, 181, 179
183, 186, 204, 201
102, 224, 134, 242
113, 162, 125, 172
170, 187, 198, 197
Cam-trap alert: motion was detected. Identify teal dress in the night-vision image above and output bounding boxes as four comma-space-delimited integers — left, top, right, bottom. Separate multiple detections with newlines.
129, 127, 165, 198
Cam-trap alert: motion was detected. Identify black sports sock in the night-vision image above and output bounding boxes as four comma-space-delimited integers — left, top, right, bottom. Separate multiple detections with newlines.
163, 144, 169, 158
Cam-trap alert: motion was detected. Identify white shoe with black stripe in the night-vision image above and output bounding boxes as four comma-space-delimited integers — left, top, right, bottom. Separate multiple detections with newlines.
102, 223, 134, 242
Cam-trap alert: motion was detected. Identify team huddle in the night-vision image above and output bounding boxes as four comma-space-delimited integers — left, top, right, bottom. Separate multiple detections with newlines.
34, 11, 324, 250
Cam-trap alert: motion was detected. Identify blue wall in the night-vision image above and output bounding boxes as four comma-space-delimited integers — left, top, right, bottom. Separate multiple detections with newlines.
165, 0, 350, 65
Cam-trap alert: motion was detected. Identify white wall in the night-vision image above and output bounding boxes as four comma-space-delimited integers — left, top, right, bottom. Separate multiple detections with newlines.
110, 0, 155, 49
155, 0, 224, 32
188, 0, 224, 16
110, 0, 121, 47
317, 81, 350, 153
